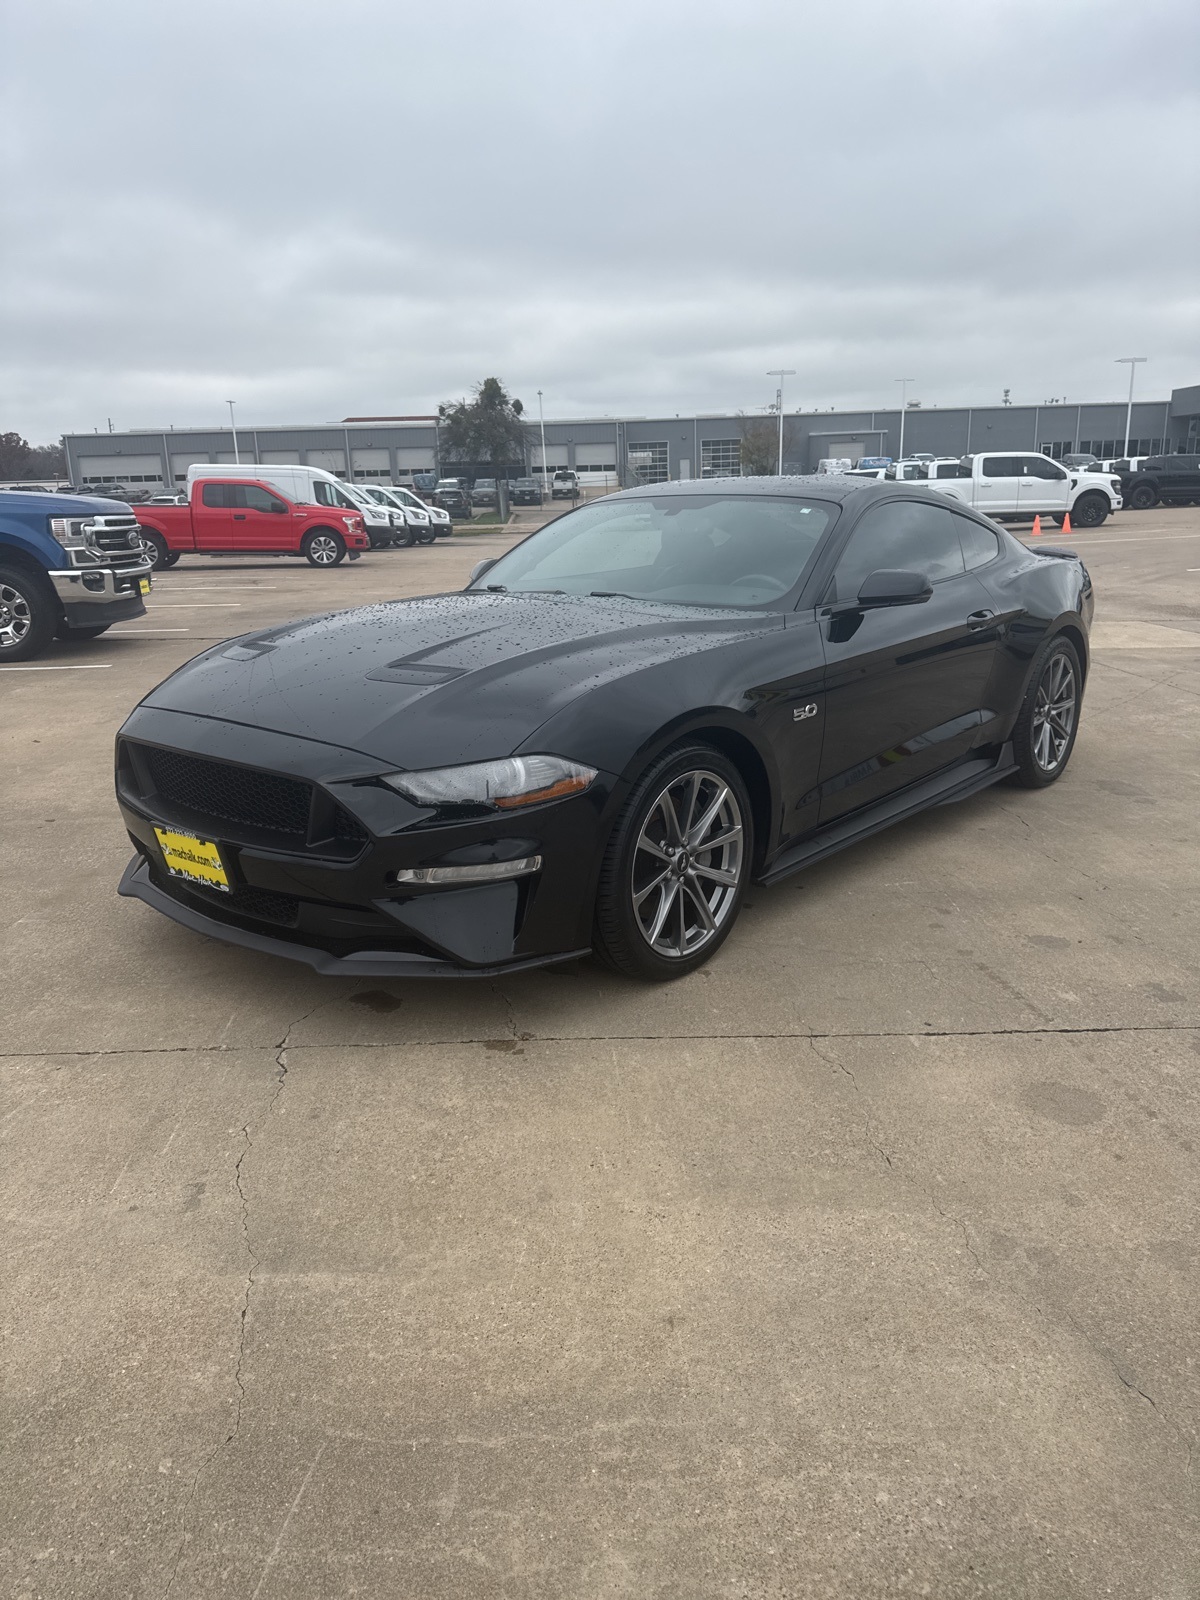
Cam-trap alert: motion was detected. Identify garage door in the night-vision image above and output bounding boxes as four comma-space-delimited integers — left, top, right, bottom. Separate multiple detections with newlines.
261, 450, 301, 465
395, 447, 436, 471
306, 449, 346, 473
171, 452, 211, 483
574, 442, 619, 487
351, 448, 391, 480
532, 445, 569, 475
77, 454, 164, 486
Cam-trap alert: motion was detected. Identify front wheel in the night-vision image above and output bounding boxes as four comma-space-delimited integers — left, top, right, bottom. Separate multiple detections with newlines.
1071, 493, 1109, 528
302, 528, 346, 567
1008, 636, 1083, 788
593, 745, 753, 981
0, 566, 56, 662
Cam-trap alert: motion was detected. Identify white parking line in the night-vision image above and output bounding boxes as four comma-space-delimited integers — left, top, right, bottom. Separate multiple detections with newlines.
0, 663, 112, 671
147, 602, 243, 608
109, 628, 191, 634
1023, 532, 1200, 546
151, 585, 278, 591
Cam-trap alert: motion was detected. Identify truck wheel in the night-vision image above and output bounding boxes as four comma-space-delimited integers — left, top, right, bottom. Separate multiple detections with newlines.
0, 566, 56, 663
1128, 483, 1158, 510
303, 529, 346, 567
139, 530, 172, 569
399, 525, 417, 548
418, 529, 437, 545
54, 620, 111, 641
1072, 493, 1108, 528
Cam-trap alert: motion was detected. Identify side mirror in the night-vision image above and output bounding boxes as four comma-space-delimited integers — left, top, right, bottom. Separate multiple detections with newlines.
856, 569, 933, 607
468, 557, 497, 586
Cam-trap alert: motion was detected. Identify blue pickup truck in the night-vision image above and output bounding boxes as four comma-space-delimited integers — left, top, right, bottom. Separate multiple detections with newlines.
0, 491, 153, 662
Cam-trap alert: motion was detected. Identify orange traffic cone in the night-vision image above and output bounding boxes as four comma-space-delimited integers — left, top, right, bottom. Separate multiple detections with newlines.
1031, 514, 1042, 537
1062, 511, 1072, 535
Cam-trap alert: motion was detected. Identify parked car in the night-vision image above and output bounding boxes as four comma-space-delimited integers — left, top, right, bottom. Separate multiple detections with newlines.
1061, 453, 1100, 471
551, 470, 580, 499
0, 489, 151, 661
180, 462, 396, 547
433, 481, 472, 519
134, 474, 368, 568
510, 478, 544, 506
386, 483, 453, 537
360, 485, 437, 545
115, 477, 1092, 982
1118, 454, 1200, 510
920, 452, 1121, 527
471, 477, 498, 508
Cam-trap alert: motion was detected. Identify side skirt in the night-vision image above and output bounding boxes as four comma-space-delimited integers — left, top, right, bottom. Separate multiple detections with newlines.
755, 744, 1016, 887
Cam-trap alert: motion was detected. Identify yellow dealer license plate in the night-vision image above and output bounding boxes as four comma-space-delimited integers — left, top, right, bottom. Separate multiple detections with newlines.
153, 826, 230, 893
139, 578, 151, 594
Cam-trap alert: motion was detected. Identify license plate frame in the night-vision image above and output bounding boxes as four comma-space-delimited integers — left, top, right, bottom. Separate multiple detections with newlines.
153, 826, 231, 893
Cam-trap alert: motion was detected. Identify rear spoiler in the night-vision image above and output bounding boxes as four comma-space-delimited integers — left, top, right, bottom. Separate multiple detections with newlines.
1031, 546, 1081, 560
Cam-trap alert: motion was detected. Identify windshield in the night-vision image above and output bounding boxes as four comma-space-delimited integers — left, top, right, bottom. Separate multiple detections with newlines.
474, 493, 834, 608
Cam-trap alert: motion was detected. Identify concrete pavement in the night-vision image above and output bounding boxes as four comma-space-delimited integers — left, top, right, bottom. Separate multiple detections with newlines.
2, 510, 1198, 1598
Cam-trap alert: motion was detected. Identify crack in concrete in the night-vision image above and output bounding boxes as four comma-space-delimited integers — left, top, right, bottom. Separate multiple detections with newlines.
160, 998, 321, 1598
3, 1021, 1196, 1064
809, 1035, 893, 1170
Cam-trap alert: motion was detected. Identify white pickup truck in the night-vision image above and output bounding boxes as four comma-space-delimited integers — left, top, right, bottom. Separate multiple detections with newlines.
919, 451, 1122, 527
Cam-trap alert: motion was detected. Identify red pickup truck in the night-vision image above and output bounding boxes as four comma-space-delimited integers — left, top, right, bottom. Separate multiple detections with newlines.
133, 477, 369, 569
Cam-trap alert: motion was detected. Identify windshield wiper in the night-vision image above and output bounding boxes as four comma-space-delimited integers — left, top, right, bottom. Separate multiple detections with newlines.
589, 589, 639, 600
484, 584, 507, 591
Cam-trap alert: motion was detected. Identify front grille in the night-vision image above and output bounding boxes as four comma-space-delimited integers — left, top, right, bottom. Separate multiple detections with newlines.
89, 515, 146, 568
145, 746, 312, 835
127, 742, 369, 851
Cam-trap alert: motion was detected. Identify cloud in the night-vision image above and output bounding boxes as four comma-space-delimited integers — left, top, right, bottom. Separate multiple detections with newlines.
2, 0, 1197, 440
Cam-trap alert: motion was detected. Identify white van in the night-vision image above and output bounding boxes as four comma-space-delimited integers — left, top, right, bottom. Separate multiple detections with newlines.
185, 462, 399, 546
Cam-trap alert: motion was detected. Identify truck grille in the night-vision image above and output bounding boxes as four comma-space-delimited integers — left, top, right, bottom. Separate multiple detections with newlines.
88, 514, 146, 568
126, 743, 369, 851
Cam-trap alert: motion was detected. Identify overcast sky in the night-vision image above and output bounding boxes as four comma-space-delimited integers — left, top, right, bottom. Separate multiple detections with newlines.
3, 0, 1198, 441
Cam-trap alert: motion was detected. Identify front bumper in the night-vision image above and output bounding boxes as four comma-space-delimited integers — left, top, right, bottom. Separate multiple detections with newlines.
114, 707, 614, 976
49, 563, 151, 623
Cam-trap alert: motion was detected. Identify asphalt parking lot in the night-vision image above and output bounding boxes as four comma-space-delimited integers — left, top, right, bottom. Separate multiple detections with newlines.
4, 509, 1199, 1598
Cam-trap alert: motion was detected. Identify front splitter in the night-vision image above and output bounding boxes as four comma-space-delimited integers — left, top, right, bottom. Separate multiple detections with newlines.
118, 855, 590, 979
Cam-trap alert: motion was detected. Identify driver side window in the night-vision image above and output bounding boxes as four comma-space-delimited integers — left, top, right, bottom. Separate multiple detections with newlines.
829, 501, 964, 603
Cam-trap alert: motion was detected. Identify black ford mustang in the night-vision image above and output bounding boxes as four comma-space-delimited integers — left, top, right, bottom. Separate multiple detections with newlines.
115, 478, 1093, 981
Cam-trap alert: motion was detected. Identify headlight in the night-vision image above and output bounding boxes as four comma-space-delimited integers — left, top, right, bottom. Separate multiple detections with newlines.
381, 755, 597, 810
49, 516, 91, 548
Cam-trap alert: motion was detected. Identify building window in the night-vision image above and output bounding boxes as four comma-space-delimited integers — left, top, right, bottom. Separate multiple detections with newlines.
627, 441, 669, 483
701, 439, 741, 478
1039, 441, 1072, 459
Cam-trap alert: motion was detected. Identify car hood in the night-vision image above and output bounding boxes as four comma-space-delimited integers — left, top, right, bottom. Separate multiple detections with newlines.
143, 590, 781, 768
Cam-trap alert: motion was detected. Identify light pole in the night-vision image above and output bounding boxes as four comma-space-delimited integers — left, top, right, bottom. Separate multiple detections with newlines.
766, 370, 796, 474
1115, 358, 1147, 456
537, 389, 549, 498
895, 378, 915, 461
226, 400, 239, 463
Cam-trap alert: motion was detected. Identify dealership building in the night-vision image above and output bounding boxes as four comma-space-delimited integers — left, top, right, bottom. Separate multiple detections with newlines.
62, 385, 1200, 492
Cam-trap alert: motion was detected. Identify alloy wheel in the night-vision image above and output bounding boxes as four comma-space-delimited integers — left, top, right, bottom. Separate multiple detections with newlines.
1032, 652, 1077, 771
631, 769, 744, 959
309, 535, 339, 565
0, 582, 33, 650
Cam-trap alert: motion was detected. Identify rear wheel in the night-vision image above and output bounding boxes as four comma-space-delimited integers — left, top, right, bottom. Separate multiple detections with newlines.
593, 744, 753, 981
0, 566, 56, 662
1071, 493, 1109, 528
303, 528, 346, 567
1008, 636, 1083, 788
1128, 483, 1158, 511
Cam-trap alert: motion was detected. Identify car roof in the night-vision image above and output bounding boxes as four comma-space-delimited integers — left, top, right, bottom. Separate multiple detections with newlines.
612, 473, 899, 507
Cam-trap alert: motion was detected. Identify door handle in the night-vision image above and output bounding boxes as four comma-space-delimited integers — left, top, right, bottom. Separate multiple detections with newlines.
967, 609, 994, 630
233, 513, 246, 520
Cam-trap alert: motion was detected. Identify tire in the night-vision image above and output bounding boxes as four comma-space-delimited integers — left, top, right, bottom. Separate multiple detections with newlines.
593, 743, 753, 981
302, 528, 346, 567
139, 530, 170, 569
54, 620, 111, 641
0, 564, 56, 663
1071, 493, 1108, 528
399, 525, 417, 548
1007, 635, 1083, 789
1128, 483, 1158, 511
418, 529, 437, 545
